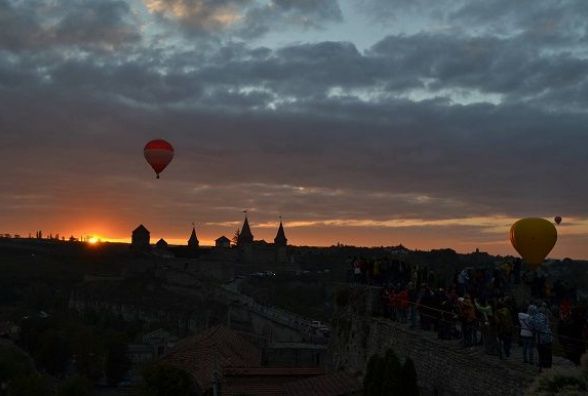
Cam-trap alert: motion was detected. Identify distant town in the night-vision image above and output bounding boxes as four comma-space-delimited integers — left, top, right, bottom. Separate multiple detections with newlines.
2, 215, 588, 395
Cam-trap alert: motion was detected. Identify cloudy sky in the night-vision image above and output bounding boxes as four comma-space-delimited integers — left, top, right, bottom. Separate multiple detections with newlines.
1, 0, 587, 257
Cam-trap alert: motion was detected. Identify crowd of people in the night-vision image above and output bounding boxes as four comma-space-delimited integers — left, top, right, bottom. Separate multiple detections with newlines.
347, 256, 587, 371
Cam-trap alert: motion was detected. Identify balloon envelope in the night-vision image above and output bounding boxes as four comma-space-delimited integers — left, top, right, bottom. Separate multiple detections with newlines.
144, 139, 174, 178
554, 216, 562, 225
510, 218, 557, 268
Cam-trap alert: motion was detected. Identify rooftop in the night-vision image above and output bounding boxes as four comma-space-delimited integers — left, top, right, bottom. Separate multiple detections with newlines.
161, 326, 261, 390
133, 224, 149, 234
283, 372, 363, 396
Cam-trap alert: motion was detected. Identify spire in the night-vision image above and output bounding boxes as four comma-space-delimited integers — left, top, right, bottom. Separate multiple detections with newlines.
274, 219, 287, 246
188, 225, 199, 248
237, 216, 254, 245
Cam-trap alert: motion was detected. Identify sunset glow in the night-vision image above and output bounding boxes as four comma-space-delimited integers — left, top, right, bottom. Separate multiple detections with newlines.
3, 2, 588, 394
1, 0, 587, 259
87, 237, 100, 245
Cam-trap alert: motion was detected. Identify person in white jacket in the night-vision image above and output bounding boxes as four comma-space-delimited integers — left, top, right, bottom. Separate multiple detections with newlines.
519, 309, 534, 364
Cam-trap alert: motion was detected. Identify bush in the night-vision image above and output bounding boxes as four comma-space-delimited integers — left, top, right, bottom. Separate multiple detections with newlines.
364, 349, 416, 395
0, 344, 33, 384
525, 353, 588, 395
364, 354, 385, 396
380, 349, 402, 394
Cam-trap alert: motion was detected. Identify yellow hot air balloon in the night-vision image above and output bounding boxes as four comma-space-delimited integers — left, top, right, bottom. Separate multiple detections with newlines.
510, 218, 557, 269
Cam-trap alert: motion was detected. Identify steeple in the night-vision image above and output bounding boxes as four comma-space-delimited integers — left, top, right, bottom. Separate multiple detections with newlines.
274, 219, 287, 246
237, 216, 254, 245
188, 225, 199, 248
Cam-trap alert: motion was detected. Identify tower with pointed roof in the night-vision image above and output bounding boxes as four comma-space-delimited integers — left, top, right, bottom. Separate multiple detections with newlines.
274, 218, 289, 265
274, 220, 287, 247
237, 216, 254, 246
155, 238, 168, 250
188, 226, 199, 248
131, 224, 150, 251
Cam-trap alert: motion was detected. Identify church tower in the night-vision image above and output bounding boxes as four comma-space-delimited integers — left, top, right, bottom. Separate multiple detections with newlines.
274, 218, 288, 265
188, 226, 199, 248
274, 220, 287, 246
237, 216, 254, 246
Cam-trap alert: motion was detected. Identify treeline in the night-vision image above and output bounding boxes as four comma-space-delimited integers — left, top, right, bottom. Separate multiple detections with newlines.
0, 342, 96, 396
11, 315, 131, 391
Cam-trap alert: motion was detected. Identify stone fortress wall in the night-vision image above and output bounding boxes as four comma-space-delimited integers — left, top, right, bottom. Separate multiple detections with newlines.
327, 286, 540, 396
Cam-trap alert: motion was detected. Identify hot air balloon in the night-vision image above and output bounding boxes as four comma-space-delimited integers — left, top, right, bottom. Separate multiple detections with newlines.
554, 216, 562, 225
510, 218, 557, 269
144, 139, 174, 179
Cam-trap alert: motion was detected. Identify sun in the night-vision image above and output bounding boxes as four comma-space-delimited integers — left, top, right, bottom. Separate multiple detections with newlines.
88, 236, 100, 245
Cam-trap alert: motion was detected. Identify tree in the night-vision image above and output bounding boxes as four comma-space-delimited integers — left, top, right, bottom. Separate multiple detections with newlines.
0, 344, 33, 386
399, 357, 419, 396
231, 228, 240, 246
364, 349, 415, 396
380, 349, 402, 394
70, 325, 105, 381
140, 364, 195, 396
35, 329, 71, 377
104, 332, 131, 385
363, 354, 385, 396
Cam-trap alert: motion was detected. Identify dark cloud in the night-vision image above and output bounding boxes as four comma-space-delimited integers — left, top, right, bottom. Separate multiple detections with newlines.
354, 0, 459, 25
369, 34, 588, 102
52, 0, 141, 48
451, 0, 588, 42
237, 0, 342, 38
0, 0, 140, 52
1, 0, 587, 254
360, 0, 588, 46
144, 0, 342, 38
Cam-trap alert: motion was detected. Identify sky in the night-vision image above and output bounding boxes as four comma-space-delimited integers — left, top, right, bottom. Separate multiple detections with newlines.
1, 0, 588, 257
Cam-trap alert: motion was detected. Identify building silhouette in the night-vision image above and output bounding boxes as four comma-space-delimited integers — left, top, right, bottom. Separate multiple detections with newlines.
232, 216, 292, 268
215, 236, 231, 248
132, 225, 150, 251
155, 238, 168, 250
274, 220, 288, 265
188, 226, 199, 248
237, 216, 254, 246
274, 220, 287, 246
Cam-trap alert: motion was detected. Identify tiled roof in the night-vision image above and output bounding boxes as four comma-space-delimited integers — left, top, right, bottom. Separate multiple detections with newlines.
222, 383, 285, 396
283, 372, 363, 396
268, 343, 328, 350
222, 367, 323, 396
224, 367, 324, 377
160, 326, 262, 390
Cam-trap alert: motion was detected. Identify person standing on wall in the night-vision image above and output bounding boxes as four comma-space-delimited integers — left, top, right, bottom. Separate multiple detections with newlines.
528, 304, 553, 372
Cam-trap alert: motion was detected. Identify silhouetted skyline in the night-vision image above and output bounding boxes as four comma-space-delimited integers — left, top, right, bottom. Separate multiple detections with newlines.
1, 1, 587, 258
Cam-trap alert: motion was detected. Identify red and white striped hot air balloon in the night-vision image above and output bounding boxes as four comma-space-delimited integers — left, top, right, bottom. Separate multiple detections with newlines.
144, 139, 174, 179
